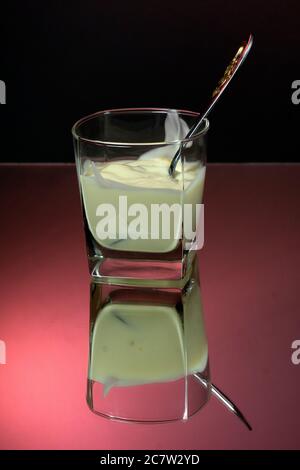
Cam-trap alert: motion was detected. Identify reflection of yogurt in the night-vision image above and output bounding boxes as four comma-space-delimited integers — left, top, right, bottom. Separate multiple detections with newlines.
80, 155, 205, 253
89, 282, 208, 395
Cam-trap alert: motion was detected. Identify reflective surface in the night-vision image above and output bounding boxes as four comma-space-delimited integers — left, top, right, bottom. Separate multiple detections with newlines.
0, 164, 299, 447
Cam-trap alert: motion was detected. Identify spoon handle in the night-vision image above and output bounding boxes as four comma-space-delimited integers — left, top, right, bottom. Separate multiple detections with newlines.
169, 34, 253, 176
194, 374, 252, 431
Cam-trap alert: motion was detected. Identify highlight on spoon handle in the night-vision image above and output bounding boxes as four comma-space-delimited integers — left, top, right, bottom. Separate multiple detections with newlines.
191, 34, 253, 138
169, 34, 253, 176
211, 34, 253, 101
194, 374, 252, 431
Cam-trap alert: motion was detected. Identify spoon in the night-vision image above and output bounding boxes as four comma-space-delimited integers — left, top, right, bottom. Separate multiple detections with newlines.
194, 374, 252, 431
169, 34, 253, 176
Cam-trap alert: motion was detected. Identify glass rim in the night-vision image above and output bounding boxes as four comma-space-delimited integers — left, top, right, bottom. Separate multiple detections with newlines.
72, 107, 209, 147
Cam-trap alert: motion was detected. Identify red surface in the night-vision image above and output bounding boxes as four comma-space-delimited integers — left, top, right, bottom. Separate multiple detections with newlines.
0, 163, 299, 450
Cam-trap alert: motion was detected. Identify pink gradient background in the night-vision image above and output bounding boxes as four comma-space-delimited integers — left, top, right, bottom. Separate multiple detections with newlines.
0, 163, 299, 449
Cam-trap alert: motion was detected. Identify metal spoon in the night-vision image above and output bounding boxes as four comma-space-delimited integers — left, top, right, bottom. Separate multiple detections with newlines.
194, 374, 252, 431
169, 34, 253, 176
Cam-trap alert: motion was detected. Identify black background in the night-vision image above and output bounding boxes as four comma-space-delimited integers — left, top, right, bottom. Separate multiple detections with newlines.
0, 0, 299, 163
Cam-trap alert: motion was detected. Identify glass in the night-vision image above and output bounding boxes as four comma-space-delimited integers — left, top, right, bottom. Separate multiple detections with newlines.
72, 108, 211, 422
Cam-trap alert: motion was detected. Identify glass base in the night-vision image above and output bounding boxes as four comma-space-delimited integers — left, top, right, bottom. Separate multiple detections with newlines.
87, 369, 211, 424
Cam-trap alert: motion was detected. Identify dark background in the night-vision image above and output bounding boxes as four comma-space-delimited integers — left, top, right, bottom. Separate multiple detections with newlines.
0, 0, 299, 163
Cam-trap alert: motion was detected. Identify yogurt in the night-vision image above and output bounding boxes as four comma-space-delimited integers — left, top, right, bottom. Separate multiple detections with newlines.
80, 153, 205, 253
89, 281, 208, 395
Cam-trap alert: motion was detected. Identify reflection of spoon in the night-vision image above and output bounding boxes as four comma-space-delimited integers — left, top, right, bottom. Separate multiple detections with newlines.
194, 374, 252, 431
169, 34, 253, 177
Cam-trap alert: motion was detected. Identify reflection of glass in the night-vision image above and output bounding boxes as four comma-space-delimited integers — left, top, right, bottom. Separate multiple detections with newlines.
72, 108, 210, 422
87, 259, 210, 422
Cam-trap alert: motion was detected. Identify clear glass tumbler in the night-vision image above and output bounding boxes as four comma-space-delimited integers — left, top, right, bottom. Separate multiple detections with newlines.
72, 108, 211, 422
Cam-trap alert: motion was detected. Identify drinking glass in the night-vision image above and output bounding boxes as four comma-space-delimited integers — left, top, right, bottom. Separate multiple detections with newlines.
72, 108, 210, 422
